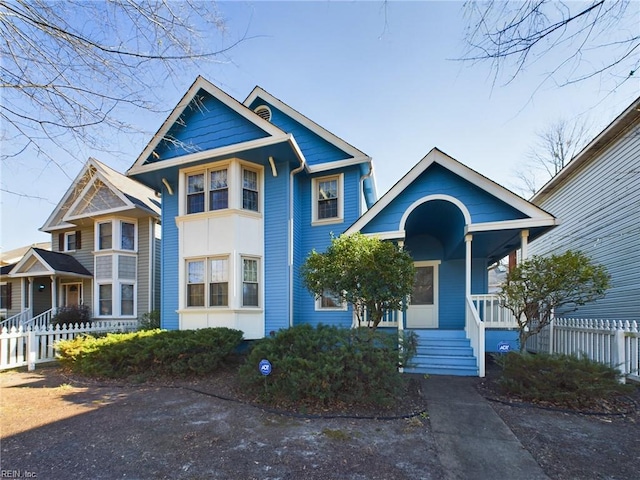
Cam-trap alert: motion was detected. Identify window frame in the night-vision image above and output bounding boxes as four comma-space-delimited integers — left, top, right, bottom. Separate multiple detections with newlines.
186, 259, 206, 307
315, 289, 347, 311
64, 231, 78, 252
242, 167, 259, 212
241, 257, 260, 308
312, 174, 344, 225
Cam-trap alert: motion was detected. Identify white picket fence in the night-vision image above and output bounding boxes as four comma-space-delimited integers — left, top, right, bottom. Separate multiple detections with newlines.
526, 318, 640, 381
0, 320, 139, 371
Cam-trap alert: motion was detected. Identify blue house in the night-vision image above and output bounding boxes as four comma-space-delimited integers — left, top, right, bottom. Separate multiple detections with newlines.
127, 76, 557, 376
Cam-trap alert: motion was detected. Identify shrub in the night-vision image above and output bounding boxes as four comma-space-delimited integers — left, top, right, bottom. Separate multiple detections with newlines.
238, 324, 416, 410
495, 352, 634, 409
57, 327, 244, 378
138, 310, 160, 330
52, 305, 92, 326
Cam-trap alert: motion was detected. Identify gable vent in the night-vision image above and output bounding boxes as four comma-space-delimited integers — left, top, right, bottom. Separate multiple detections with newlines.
254, 105, 272, 122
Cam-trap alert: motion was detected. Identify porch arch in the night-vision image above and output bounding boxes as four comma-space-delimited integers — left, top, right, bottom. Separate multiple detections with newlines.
399, 194, 471, 231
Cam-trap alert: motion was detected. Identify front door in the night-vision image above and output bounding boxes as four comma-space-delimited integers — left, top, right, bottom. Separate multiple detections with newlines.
406, 261, 439, 328
64, 283, 81, 306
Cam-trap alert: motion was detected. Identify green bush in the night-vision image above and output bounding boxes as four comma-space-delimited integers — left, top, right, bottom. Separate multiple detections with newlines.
138, 310, 161, 330
495, 352, 635, 409
57, 327, 244, 378
238, 324, 416, 410
52, 305, 92, 326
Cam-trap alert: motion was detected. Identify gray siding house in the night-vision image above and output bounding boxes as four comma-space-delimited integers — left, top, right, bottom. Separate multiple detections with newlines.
2, 158, 161, 324
529, 96, 640, 321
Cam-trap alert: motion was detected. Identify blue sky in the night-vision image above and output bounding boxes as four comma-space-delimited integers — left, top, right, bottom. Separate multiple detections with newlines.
2, 0, 638, 253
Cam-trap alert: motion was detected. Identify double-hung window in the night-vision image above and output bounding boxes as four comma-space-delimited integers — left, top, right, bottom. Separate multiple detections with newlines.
242, 168, 259, 212
65, 232, 78, 251
98, 222, 113, 250
313, 174, 343, 223
187, 173, 205, 214
209, 169, 228, 210
242, 258, 259, 307
121, 222, 135, 250
187, 260, 205, 307
209, 258, 229, 307
186, 257, 230, 308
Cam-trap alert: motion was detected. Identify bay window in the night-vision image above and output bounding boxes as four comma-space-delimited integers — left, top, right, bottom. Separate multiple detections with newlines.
242, 257, 259, 307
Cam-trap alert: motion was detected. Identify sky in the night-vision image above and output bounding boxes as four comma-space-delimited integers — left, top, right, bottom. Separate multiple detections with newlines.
1, 0, 639, 253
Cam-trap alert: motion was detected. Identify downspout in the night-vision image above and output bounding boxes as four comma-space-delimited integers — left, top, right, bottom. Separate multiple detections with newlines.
359, 160, 374, 212
289, 156, 306, 328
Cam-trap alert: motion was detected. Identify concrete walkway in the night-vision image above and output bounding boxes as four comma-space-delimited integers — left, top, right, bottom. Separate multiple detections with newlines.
422, 375, 549, 480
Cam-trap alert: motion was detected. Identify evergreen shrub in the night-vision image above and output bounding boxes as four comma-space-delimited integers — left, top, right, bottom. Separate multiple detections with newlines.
51, 305, 92, 326
57, 327, 243, 378
238, 324, 417, 409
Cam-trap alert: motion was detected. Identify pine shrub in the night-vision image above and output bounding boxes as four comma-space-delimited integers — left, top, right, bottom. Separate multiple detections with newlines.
56, 328, 243, 378
238, 324, 416, 410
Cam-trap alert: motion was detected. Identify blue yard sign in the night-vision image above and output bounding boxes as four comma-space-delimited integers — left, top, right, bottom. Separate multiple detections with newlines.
498, 341, 511, 353
259, 359, 272, 376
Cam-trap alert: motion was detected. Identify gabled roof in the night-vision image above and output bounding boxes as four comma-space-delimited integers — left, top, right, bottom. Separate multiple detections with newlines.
346, 148, 557, 235
244, 86, 373, 173
127, 76, 300, 176
9, 248, 92, 278
532, 96, 640, 204
41, 158, 160, 233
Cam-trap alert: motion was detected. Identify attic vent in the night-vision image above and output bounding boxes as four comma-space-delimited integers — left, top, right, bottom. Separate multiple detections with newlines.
254, 105, 272, 122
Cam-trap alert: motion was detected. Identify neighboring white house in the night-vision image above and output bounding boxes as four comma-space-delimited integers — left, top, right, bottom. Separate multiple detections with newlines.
529, 96, 640, 321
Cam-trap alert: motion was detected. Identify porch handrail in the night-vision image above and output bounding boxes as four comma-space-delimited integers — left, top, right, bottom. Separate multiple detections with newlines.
22, 308, 56, 329
465, 295, 485, 377
0, 308, 32, 330
470, 294, 519, 328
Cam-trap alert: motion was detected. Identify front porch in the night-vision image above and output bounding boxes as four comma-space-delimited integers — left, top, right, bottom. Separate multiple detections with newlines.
353, 294, 519, 377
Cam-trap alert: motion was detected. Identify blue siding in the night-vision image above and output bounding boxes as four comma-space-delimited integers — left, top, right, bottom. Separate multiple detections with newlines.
148, 90, 270, 163
248, 99, 352, 167
264, 159, 291, 334
362, 163, 527, 234
161, 187, 180, 330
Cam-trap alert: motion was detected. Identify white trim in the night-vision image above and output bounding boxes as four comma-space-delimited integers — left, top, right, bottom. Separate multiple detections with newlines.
63, 170, 133, 222
346, 148, 555, 235
315, 290, 348, 311
357, 230, 406, 241
128, 134, 293, 176
465, 217, 558, 234
312, 173, 344, 225
63, 231, 78, 253
129, 76, 287, 174
399, 194, 472, 231
306, 156, 373, 173
244, 86, 371, 163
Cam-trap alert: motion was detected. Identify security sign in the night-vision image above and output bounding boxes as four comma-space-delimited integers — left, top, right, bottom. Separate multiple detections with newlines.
498, 341, 511, 353
259, 359, 272, 376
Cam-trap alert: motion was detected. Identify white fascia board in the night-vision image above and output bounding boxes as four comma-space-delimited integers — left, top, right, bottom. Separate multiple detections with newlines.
129, 76, 286, 175
10, 250, 54, 277
466, 217, 559, 234
244, 86, 371, 161
63, 171, 134, 222
306, 156, 373, 174
357, 230, 406, 241
128, 135, 294, 176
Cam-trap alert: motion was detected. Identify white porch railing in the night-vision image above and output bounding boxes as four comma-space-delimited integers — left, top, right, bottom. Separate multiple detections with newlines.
526, 318, 640, 381
22, 308, 56, 328
0, 320, 139, 371
465, 296, 485, 377
471, 294, 518, 328
351, 308, 399, 328
0, 309, 33, 330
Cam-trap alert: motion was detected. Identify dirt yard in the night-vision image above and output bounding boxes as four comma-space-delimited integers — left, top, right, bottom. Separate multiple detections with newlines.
1, 365, 638, 479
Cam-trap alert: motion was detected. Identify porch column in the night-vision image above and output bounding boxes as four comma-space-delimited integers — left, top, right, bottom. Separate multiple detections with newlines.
521, 229, 529, 261
465, 234, 472, 297
397, 239, 405, 334
50, 275, 58, 311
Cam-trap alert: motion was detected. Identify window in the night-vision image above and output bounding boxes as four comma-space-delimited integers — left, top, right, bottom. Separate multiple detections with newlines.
209, 258, 228, 307
317, 290, 346, 310
313, 174, 343, 223
99, 284, 112, 315
242, 258, 259, 307
242, 168, 259, 212
121, 284, 134, 316
98, 222, 112, 250
187, 173, 205, 214
121, 222, 135, 250
209, 169, 228, 210
187, 260, 205, 307
65, 232, 77, 251
0, 283, 11, 310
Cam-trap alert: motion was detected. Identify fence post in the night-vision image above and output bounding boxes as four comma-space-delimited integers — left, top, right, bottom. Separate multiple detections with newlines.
27, 328, 37, 371
548, 318, 555, 354
613, 327, 626, 383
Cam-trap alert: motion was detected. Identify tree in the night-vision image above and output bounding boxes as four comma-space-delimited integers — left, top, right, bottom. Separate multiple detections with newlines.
514, 117, 590, 197
499, 250, 610, 352
463, 1, 639, 91
301, 233, 415, 330
0, 0, 240, 178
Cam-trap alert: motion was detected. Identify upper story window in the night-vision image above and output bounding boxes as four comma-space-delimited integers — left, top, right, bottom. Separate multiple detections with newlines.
63, 231, 80, 252
182, 161, 261, 216
96, 219, 137, 252
312, 174, 343, 224
242, 168, 259, 212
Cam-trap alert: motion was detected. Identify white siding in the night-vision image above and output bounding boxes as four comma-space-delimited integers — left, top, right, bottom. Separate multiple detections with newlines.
529, 126, 640, 321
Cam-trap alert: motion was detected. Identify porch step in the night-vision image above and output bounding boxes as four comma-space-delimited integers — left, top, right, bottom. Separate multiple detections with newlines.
404, 329, 478, 377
